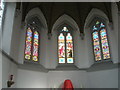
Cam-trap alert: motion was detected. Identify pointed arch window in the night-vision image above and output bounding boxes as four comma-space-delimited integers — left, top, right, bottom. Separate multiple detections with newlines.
24, 27, 39, 62
58, 27, 74, 64
92, 21, 110, 61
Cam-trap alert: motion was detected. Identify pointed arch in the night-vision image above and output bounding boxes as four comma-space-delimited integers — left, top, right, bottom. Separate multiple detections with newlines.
84, 8, 109, 29
24, 7, 47, 62
25, 8, 48, 30
52, 14, 80, 64
84, 8, 111, 62
52, 14, 80, 33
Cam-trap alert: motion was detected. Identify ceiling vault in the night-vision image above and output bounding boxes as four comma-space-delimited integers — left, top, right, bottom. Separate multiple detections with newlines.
17, 2, 118, 33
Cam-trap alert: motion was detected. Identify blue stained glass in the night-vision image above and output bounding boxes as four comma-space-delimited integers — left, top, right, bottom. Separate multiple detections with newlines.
93, 26, 97, 31
61, 59, 63, 62
34, 34, 38, 39
69, 59, 71, 61
93, 34, 98, 39
93, 21, 110, 61
100, 23, 105, 28
60, 36, 63, 39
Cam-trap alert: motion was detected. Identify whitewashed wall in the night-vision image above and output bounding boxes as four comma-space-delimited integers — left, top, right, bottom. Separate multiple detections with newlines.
87, 68, 118, 88
2, 2, 16, 55
2, 54, 18, 88
16, 69, 47, 88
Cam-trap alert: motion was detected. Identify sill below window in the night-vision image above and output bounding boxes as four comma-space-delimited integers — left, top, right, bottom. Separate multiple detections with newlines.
94, 58, 112, 64
19, 60, 48, 72
24, 60, 39, 64
87, 61, 118, 72
56, 64, 79, 70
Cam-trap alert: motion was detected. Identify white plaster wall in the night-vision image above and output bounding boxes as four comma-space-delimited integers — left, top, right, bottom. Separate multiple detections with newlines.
83, 27, 94, 68
111, 2, 118, 44
16, 69, 88, 88
39, 28, 49, 68
87, 68, 118, 88
2, 2, 16, 55
2, 54, 18, 88
16, 69, 48, 88
10, 9, 22, 62
47, 70, 88, 88
18, 25, 26, 64
16, 68, 118, 88
110, 2, 119, 63
47, 33, 57, 69
73, 30, 90, 68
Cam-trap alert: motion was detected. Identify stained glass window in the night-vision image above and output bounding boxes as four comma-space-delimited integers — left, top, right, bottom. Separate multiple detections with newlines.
24, 27, 39, 62
92, 21, 110, 61
93, 31, 101, 61
58, 33, 65, 63
100, 29, 110, 59
66, 33, 73, 63
25, 28, 32, 60
32, 31, 39, 61
58, 27, 74, 64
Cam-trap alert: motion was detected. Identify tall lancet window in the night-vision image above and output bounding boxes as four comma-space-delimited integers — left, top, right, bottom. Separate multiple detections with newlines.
92, 21, 110, 61
58, 27, 74, 64
24, 26, 39, 62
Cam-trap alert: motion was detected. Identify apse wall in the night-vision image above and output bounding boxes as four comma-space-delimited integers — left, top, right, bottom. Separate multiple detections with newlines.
16, 69, 48, 88
16, 68, 118, 88
16, 69, 88, 88
2, 2, 18, 88
1, 2, 119, 89
2, 52, 18, 88
87, 68, 118, 88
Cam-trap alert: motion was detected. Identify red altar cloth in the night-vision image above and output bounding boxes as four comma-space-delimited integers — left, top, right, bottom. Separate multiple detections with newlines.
62, 79, 74, 90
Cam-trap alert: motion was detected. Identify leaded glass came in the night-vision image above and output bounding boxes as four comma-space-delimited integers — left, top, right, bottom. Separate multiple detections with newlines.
92, 21, 110, 61
58, 27, 74, 64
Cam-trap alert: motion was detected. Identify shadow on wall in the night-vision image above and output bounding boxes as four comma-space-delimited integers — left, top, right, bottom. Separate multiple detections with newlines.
59, 82, 64, 88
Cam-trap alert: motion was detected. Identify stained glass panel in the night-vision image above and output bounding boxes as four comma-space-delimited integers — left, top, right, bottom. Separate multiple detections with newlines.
58, 33, 65, 63
93, 31, 101, 61
32, 31, 39, 61
100, 29, 110, 59
25, 28, 32, 60
66, 33, 73, 63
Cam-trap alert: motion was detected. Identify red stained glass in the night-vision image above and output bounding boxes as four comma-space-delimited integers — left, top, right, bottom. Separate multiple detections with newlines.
32, 31, 39, 61
25, 28, 32, 60
58, 33, 65, 63
93, 31, 101, 61
66, 33, 73, 63
100, 29, 110, 59
92, 21, 110, 61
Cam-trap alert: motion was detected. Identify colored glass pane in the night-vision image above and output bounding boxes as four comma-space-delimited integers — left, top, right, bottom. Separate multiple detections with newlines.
66, 33, 73, 63
100, 29, 110, 59
58, 33, 65, 63
32, 31, 39, 61
93, 31, 101, 61
62, 27, 68, 32
25, 28, 32, 60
